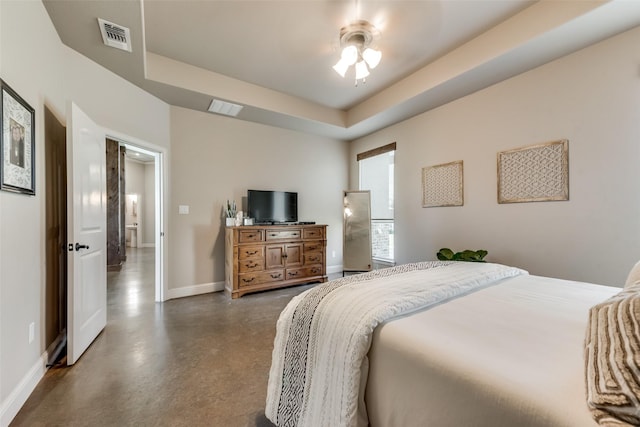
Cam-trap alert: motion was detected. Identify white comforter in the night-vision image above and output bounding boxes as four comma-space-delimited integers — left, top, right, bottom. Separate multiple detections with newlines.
366, 274, 619, 427
265, 261, 526, 427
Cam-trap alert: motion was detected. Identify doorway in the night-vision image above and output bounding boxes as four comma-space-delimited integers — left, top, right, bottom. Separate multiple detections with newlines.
45, 109, 167, 364
108, 137, 165, 302
44, 106, 68, 364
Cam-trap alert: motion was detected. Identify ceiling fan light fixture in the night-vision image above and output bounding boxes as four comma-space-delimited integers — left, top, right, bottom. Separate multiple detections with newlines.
333, 59, 350, 77
355, 60, 370, 80
333, 19, 381, 86
362, 47, 381, 69
341, 45, 359, 66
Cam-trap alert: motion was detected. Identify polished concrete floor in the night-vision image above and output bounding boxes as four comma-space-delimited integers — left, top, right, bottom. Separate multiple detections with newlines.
12, 247, 320, 426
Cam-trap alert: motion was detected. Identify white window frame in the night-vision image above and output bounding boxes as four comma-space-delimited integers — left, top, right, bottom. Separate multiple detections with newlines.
358, 142, 396, 263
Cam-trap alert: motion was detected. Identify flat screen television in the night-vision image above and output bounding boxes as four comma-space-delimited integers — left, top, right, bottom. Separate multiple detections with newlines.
248, 190, 298, 224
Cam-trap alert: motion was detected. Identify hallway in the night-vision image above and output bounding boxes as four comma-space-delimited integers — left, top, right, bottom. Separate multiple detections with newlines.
11, 247, 310, 426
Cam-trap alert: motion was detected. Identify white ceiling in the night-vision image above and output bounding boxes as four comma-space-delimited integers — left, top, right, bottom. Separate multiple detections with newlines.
125, 146, 155, 163
42, 0, 640, 140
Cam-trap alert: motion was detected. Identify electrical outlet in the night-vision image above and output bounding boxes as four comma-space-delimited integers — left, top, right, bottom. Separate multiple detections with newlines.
29, 322, 35, 344
178, 205, 189, 215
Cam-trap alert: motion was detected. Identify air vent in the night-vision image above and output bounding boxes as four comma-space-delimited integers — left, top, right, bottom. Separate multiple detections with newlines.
98, 18, 132, 52
208, 99, 244, 117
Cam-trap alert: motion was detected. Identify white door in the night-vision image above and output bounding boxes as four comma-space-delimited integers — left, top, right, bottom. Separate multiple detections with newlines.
66, 102, 107, 365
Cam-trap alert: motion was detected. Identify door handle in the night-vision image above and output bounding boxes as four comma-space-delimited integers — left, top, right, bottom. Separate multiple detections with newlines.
75, 243, 90, 251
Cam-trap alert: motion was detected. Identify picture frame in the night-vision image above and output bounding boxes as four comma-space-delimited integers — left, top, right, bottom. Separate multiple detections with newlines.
422, 160, 464, 207
1, 79, 35, 195
497, 139, 568, 204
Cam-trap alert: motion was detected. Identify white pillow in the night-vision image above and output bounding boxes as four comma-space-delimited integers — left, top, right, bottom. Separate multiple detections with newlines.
624, 260, 640, 288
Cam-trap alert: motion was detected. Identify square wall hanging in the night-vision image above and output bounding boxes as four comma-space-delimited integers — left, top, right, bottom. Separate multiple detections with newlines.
1, 79, 35, 195
422, 160, 463, 207
497, 139, 568, 204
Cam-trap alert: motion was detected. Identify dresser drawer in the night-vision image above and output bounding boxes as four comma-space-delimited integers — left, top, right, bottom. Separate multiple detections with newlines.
302, 227, 323, 240
238, 229, 264, 243
304, 242, 323, 252
238, 270, 285, 287
286, 265, 323, 280
266, 229, 301, 241
304, 253, 323, 265
238, 258, 264, 273
238, 245, 264, 259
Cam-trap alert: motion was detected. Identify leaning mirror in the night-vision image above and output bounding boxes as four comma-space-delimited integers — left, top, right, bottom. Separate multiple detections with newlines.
343, 190, 372, 273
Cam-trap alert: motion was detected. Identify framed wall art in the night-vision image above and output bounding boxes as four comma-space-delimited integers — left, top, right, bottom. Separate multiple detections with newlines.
497, 139, 568, 204
422, 160, 463, 207
1, 79, 35, 195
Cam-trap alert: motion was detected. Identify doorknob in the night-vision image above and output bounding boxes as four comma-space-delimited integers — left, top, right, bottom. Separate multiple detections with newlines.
75, 243, 90, 251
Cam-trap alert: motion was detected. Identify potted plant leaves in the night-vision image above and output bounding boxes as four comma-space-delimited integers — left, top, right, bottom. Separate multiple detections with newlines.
437, 248, 488, 262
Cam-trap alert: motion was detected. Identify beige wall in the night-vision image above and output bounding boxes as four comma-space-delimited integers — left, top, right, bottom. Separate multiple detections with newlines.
0, 1, 170, 423
168, 106, 348, 295
124, 158, 155, 247
125, 158, 145, 245
125, 158, 155, 248
350, 25, 640, 287
144, 163, 156, 246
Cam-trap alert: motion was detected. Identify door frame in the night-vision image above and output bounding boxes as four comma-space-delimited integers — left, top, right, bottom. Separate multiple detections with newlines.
106, 130, 167, 302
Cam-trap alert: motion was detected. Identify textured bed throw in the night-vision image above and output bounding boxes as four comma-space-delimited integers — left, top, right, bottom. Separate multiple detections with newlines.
265, 261, 527, 427
585, 284, 640, 426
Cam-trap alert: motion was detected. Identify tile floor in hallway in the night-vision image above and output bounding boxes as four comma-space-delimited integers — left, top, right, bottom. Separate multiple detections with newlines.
12, 247, 320, 426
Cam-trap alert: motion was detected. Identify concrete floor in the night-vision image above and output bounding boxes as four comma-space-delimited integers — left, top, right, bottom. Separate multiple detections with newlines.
11, 247, 319, 426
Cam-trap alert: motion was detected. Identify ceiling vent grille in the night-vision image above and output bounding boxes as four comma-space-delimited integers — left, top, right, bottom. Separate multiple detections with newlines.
98, 18, 132, 52
208, 99, 244, 117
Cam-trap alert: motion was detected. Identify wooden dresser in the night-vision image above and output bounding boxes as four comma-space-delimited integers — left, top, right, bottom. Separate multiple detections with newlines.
225, 224, 328, 299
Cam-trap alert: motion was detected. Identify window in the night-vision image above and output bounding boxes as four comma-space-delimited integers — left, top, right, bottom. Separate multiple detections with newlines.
358, 143, 395, 262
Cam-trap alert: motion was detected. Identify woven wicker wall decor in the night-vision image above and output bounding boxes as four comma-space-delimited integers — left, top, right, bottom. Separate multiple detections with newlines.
422, 160, 463, 207
497, 139, 568, 204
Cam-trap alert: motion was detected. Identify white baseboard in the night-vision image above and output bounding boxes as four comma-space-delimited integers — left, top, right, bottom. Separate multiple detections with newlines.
327, 265, 343, 275
0, 351, 48, 427
165, 280, 225, 300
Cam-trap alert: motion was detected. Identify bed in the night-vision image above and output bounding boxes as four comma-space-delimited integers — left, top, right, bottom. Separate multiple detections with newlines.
265, 261, 639, 427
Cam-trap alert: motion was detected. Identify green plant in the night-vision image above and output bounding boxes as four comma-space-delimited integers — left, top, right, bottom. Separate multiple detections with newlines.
437, 248, 488, 262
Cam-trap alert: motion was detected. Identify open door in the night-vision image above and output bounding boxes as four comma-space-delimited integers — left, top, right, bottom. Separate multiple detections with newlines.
66, 102, 107, 365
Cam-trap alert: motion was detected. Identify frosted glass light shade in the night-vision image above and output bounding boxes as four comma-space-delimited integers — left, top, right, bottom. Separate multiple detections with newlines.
341, 45, 358, 66
362, 48, 381, 69
355, 60, 370, 80
333, 59, 350, 77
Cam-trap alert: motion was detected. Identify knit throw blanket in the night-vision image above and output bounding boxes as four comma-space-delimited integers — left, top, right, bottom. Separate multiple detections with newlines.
265, 261, 527, 427
585, 284, 640, 426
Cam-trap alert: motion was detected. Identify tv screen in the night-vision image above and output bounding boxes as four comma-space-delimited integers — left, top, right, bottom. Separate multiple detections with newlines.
248, 190, 298, 224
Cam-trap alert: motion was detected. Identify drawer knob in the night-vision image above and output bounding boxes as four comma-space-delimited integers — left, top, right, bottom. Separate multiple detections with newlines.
289, 271, 298, 277
242, 277, 255, 283
270, 273, 282, 279
245, 262, 258, 268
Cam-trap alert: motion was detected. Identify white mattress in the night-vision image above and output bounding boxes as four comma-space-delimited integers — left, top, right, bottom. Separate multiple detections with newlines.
365, 274, 620, 427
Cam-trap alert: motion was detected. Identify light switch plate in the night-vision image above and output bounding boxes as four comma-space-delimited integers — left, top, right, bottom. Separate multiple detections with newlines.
178, 205, 189, 215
